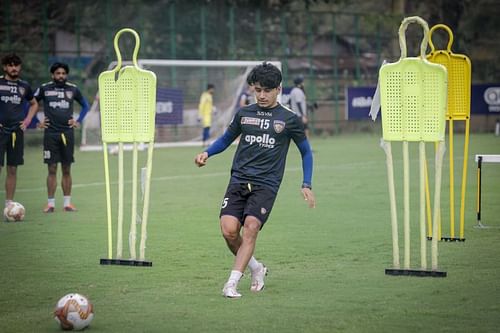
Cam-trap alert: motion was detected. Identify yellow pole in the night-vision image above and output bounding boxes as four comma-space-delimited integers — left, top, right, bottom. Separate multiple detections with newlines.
459, 118, 470, 239
432, 141, 445, 270
419, 142, 427, 270
129, 142, 138, 260
117, 142, 124, 259
403, 141, 410, 270
140, 142, 155, 261
382, 140, 400, 269
448, 119, 455, 239
424, 159, 432, 238
103, 143, 113, 259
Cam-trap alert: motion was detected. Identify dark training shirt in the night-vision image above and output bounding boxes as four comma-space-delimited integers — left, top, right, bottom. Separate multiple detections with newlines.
0, 76, 34, 130
225, 103, 306, 192
34, 81, 85, 133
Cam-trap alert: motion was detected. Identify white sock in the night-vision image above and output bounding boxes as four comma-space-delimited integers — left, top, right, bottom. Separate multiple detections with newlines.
247, 256, 261, 272
48, 198, 55, 207
228, 270, 243, 284
5, 200, 12, 208
63, 196, 71, 207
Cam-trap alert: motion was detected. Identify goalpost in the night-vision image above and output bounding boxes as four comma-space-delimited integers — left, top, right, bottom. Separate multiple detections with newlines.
81, 59, 281, 150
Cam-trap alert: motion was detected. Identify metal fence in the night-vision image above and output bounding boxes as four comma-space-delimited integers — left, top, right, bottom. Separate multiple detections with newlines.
1, 0, 496, 134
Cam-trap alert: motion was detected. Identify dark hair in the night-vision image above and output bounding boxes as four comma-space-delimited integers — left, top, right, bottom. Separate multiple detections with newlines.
294, 75, 304, 85
50, 62, 69, 74
2, 53, 22, 66
207, 83, 215, 90
246, 62, 282, 89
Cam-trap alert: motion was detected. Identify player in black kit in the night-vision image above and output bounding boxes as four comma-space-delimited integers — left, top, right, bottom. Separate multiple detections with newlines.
0, 54, 39, 208
195, 62, 315, 298
34, 62, 89, 213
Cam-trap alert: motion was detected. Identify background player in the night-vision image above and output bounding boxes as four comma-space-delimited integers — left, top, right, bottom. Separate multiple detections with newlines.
35, 62, 89, 212
289, 75, 309, 137
198, 83, 215, 147
238, 84, 255, 107
0, 53, 38, 208
195, 62, 315, 298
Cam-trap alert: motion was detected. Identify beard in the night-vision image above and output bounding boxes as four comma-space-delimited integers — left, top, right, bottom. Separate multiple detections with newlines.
54, 78, 67, 87
6, 71, 19, 80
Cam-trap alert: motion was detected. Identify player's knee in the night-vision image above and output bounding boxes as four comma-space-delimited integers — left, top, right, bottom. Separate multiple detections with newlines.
61, 165, 71, 176
48, 164, 57, 175
6, 166, 17, 176
220, 216, 240, 241
243, 216, 261, 236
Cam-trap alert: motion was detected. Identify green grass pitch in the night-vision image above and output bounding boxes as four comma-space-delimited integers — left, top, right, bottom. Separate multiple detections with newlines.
1, 133, 499, 332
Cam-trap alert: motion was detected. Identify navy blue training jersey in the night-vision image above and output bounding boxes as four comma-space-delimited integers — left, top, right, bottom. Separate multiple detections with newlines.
34, 81, 85, 132
225, 103, 306, 192
0, 76, 34, 130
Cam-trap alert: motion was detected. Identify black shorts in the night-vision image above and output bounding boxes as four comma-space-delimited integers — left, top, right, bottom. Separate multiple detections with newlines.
43, 130, 75, 164
219, 183, 278, 227
0, 129, 24, 167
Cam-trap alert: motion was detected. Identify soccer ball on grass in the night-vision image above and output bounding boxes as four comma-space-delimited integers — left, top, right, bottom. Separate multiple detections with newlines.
54, 293, 94, 331
3, 202, 25, 222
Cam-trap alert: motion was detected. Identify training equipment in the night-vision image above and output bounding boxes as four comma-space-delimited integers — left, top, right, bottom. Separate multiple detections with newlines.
54, 293, 94, 331
3, 202, 25, 222
98, 28, 156, 267
82, 59, 281, 150
426, 24, 472, 242
474, 154, 500, 228
379, 16, 447, 277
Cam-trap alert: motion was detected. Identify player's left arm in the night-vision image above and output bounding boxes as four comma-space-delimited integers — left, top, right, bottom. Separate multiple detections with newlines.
297, 139, 315, 208
70, 89, 90, 128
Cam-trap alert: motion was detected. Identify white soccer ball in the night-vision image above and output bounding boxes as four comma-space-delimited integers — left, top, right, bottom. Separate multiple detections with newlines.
3, 202, 25, 222
54, 293, 94, 331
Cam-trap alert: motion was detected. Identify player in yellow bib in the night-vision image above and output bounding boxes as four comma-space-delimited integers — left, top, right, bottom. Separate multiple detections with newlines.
198, 84, 215, 147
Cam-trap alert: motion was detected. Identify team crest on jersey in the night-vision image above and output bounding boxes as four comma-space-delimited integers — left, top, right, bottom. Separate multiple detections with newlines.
65, 91, 73, 99
273, 120, 285, 133
18, 87, 25, 96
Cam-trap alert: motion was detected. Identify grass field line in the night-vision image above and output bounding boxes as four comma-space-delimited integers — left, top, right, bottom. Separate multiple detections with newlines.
15, 159, 383, 193
16, 153, 465, 193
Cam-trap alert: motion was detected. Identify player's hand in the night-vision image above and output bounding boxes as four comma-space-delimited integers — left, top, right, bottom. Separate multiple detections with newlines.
20, 118, 31, 131
301, 188, 316, 208
38, 117, 49, 129
68, 119, 79, 128
194, 152, 208, 167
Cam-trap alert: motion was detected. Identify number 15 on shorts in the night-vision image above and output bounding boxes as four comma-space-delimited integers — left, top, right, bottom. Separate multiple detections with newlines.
221, 198, 228, 208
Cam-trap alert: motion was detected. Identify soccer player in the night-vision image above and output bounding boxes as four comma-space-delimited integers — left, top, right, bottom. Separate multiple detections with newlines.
34, 62, 89, 212
194, 62, 315, 298
238, 84, 255, 107
0, 54, 38, 208
198, 83, 215, 147
289, 75, 309, 137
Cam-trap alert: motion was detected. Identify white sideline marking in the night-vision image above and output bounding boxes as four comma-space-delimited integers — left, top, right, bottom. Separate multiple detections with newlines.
15, 160, 379, 194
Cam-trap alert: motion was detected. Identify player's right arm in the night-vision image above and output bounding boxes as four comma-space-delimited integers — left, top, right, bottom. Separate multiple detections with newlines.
194, 129, 238, 167
194, 113, 241, 167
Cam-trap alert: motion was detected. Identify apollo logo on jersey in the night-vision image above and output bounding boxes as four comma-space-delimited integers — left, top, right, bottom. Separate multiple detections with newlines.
1, 95, 21, 104
244, 133, 275, 148
49, 100, 70, 109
